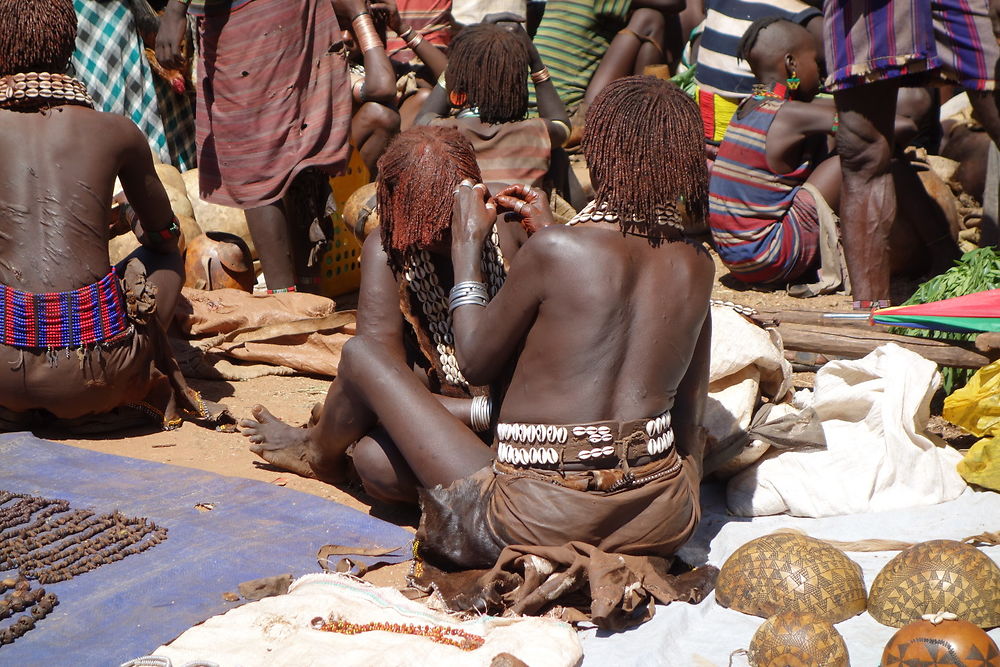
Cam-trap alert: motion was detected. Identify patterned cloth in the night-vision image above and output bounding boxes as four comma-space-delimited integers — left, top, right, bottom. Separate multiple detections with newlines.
385, 0, 453, 64
71, 0, 172, 164
431, 116, 552, 187
195, 0, 352, 208
152, 72, 197, 171
709, 98, 820, 284
823, 0, 998, 92
694, 0, 819, 142
0, 272, 129, 349
529, 0, 632, 113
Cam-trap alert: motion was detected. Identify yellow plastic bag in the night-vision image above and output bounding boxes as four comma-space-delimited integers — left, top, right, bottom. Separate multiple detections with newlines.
943, 359, 1000, 437
957, 436, 1000, 492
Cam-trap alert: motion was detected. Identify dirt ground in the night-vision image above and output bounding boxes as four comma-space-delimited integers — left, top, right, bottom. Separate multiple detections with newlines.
49, 251, 969, 587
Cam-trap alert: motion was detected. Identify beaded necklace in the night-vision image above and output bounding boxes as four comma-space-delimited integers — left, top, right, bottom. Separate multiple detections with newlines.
567, 201, 686, 233
311, 616, 485, 651
0, 72, 94, 111
750, 81, 790, 101
401, 228, 505, 390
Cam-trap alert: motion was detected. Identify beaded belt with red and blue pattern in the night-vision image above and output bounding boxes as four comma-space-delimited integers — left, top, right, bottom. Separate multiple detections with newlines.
0, 271, 129, 349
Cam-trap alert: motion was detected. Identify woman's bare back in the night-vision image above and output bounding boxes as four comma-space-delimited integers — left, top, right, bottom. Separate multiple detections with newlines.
0, 106, 155, 292
498, 224, 714, 424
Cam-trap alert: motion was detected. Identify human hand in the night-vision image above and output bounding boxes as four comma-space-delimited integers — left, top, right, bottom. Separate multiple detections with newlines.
108, 192, 132, 238
370, 0, 403, 33
332, 0, 367, 24
483, 13, 537, 63
154, 0, 188, 70
451, 180, 496, 245
493, 184, 554, 235
482, 12, 526, 25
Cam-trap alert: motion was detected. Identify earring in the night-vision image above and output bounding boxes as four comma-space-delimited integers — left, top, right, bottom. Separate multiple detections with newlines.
449, 90, 467, 107
786, 69, 800, 90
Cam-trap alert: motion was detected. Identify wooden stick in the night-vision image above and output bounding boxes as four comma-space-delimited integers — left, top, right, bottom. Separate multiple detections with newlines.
753, 308, 893, 331
778, 322, 991, 369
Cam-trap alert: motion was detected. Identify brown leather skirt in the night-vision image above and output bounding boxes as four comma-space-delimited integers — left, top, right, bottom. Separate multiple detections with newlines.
416, 443, 700, 572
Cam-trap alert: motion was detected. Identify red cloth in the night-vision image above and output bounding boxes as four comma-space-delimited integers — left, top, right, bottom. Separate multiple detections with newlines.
385, 0, 453, 64
195, 0, 352, 209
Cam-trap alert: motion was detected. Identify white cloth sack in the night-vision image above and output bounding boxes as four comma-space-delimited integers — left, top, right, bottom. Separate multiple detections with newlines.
727, 343, 966, 517
704, 305, 792, 449
155, 572, 582, 667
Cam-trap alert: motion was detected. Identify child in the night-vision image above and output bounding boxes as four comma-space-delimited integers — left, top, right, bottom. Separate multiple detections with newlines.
709, 17, 958, 290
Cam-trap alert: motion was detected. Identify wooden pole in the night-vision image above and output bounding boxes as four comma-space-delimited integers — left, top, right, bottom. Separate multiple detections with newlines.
777, 322, 991, 369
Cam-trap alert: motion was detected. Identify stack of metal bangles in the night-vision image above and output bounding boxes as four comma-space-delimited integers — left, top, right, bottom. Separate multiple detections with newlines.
449, 281, 489, 313
470, 395, 493, 432
352, 11, 382, 53
398, 26, 424, 49
530, 67, 550, 84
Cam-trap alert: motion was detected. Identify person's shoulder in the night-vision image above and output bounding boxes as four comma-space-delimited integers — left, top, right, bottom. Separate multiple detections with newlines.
669, 239, 716, 288
78, 109, 149, 149
523, 223, 586, 254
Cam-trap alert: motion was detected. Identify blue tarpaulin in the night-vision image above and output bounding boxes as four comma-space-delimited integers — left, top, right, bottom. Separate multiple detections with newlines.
0, 433, 413, 666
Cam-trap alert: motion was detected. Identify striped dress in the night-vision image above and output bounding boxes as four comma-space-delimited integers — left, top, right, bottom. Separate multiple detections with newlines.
385, 0, 453, 63
823, 0, 998, 92
529, 0, 631, 112
709, 99, 820, 284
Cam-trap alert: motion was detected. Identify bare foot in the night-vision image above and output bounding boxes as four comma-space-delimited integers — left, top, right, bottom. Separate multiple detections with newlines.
240, 405, 317, 479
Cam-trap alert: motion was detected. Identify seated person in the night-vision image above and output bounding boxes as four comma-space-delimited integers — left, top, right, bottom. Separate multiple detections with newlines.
709, 18, 959, 287
0, 0, 206, 430
246, 77, 714, 623
418, 21, 570, 188
383, 0, 453, 64
531, 0, 684, 132
346, 0, 450, 175
241, 125, 528, 483
693, 0, 821, 146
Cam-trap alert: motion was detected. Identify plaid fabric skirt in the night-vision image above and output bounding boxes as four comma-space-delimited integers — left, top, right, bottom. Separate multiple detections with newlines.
71, 0, 196, 169
823, 0, 998, 92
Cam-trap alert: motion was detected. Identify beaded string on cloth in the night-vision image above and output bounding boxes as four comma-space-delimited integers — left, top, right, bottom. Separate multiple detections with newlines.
567, 200, 686, 233
311, 616, 485, 651
0, 72, 95, 111
402, 226, 505, 390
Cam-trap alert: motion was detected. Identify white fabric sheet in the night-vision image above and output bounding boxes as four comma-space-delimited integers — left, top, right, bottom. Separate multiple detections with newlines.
579, 483, 1000, 666
728, 343, 967, 517
156, 573, 582, 666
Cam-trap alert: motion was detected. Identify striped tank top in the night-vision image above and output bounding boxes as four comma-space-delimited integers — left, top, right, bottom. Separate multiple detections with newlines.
709, 98, 814, 283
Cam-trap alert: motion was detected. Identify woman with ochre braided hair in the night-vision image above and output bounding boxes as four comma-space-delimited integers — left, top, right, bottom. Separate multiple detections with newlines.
240, 126, 528, 496
244, 79, 716, 626
417, 20, 570, 189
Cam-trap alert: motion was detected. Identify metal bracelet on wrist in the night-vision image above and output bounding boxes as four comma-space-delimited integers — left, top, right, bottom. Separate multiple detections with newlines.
470, 395, 493, 432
